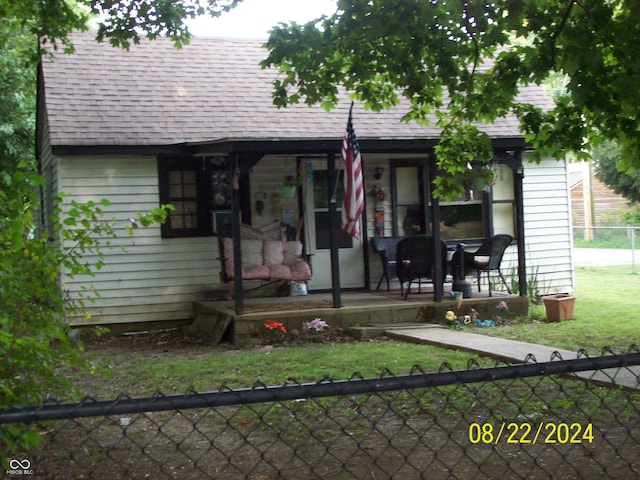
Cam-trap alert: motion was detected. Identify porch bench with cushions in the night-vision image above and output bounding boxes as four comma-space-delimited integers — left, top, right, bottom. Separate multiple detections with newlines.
221, 237, 312, 282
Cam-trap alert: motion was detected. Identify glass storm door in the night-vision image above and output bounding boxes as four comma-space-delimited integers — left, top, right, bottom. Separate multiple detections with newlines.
304, 160, 364, 290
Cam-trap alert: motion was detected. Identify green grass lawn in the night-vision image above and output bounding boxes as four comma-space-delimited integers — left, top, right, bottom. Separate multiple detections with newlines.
76, 337, 499, 399
75, 266, 639, 399
485, 266, 640, 352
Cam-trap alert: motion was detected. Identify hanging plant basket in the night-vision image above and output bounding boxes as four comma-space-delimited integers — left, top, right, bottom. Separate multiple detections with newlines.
278, 184, 297, 198
465, 161, 495, 194
471, 175, 489, 192
279, 175, 301, 198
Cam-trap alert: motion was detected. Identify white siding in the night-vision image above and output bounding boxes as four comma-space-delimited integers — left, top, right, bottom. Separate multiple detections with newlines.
248, 155, 300, 229
363, 154, 397, 239
57, 156, 221, 325
521, 154, 575, 294
38, 109, 58, 237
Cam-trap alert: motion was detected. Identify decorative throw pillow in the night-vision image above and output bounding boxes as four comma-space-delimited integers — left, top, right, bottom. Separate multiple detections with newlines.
283, 241, 303, 264
241, 239, 264, 265
263, 240, 285, 266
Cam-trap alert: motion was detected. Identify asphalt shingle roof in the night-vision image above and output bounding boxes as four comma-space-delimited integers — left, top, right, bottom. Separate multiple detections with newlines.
41, 32, 555, 147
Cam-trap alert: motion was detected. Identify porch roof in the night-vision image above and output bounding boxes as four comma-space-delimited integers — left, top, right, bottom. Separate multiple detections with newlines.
41, 32, 554, 152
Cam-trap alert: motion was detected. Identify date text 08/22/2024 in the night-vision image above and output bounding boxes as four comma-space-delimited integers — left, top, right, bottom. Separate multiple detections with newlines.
468, 422, 594, 445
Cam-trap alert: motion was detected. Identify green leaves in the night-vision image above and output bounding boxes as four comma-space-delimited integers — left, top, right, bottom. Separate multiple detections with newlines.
93, 0, 244, 49
263, 0, 640, 175
433, 120, 493, 200
56, 196, 172, 279
1, 188, 170, 459
593, 140, 640, 204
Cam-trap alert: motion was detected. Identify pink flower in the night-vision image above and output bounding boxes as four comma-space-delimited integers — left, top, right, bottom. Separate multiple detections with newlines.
302, 317, 329, 332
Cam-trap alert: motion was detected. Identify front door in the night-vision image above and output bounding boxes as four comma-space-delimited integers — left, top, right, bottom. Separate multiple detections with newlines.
303, 160, 365, 290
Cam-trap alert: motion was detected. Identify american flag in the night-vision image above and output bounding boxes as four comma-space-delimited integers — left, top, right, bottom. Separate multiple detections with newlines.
341, 103, 364, 239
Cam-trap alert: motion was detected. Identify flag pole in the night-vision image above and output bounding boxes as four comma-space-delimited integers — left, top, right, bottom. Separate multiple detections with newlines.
341, 101, 364, 240
332, 168, 342, 202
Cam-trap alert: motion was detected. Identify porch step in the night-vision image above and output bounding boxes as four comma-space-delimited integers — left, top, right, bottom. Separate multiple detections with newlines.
186, 313, 232, 345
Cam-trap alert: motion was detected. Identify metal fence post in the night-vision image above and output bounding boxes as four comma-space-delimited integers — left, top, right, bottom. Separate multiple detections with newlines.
631, 225, 636, 274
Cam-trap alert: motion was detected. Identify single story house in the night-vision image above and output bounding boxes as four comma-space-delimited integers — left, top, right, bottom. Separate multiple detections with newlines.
37, 32, 575, 327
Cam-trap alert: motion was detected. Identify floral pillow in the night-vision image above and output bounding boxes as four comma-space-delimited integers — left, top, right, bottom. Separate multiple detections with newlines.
283, 241, 303, 265
263, 241, 285, 266
223, 238, 264, 270
242, 239, 264, 265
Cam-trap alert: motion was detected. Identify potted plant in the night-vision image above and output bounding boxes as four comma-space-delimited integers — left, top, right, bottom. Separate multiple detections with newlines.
278, 175, 300, 198
468, 162, 495, 192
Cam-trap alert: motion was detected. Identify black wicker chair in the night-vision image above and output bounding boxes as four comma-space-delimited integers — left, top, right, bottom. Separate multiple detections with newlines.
370, 236, 403, 292
396, 235, 448, 300
452, 234, 513, 296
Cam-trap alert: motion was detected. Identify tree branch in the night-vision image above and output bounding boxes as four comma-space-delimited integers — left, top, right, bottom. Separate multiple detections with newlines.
460, 0, 480, 78
549, 0, 577, 66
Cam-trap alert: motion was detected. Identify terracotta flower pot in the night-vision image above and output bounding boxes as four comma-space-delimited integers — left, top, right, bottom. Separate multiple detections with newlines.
543, 294, 576, 321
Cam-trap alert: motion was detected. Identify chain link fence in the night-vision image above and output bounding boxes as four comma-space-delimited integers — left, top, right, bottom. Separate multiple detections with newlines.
573, 225, 638, 247
3, 347, 640, 479
573, 226, 638, 272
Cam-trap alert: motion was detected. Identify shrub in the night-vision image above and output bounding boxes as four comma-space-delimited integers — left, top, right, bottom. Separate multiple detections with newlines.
0, 190, 170, 465
620, 206, 640, 226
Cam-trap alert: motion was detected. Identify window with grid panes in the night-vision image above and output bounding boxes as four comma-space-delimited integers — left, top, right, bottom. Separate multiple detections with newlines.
169, 170, 198, 229
158, 157, 213, 237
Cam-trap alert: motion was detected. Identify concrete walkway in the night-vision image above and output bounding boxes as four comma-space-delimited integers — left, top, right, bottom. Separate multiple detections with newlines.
384, 326, 640, 390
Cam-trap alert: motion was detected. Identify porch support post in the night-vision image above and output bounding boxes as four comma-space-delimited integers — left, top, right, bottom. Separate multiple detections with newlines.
328, 152, 342, 308
231, 154, 244, 315
513, 150, 527, 298
428, 154, 444, 302
431, 195, 445, 302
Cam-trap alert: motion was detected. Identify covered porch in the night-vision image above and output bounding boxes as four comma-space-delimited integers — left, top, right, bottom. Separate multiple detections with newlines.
191, 136, 530, 318
190, 288, 528, 346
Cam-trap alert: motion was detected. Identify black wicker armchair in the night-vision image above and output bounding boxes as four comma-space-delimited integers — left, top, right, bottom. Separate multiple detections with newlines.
396, 235, 448, 300
451, 234, 513, 296
369, 236, 402, 292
